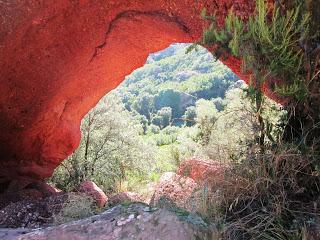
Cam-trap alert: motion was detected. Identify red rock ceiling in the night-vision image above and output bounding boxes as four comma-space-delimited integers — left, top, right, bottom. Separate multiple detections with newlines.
0, 0, 263, 183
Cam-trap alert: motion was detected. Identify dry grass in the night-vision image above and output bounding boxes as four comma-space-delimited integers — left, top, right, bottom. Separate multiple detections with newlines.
53, 193, 100, 225
197, 143, 320, 239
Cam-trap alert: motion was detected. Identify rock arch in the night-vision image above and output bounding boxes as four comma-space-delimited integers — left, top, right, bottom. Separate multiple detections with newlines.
0, 0, 258, 183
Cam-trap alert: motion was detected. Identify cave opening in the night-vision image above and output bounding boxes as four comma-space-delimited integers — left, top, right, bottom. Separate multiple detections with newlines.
49, 43, 284, 200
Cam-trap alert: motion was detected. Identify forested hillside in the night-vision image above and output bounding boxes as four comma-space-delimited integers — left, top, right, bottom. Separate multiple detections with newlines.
117, 43, 240, 127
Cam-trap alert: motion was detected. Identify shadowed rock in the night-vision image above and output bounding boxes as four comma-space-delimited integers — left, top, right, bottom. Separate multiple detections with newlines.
0, 203, 216, 240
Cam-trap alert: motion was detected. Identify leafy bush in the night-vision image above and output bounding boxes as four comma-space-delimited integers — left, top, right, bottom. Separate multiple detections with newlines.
147, 124, 160, 134
198, 0, 310, 101
153, 132, 177, 146
203, 87, 285, 163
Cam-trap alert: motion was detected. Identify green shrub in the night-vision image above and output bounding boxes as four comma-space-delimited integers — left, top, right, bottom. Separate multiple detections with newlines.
149, 172, 161, 182
154, 132, 177, 146
198, 0, 310, 101
147, 124, 160, 134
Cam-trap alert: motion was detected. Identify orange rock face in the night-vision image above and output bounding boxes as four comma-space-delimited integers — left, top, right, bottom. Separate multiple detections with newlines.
0, 0, 261, 183
177, 158, 227, 184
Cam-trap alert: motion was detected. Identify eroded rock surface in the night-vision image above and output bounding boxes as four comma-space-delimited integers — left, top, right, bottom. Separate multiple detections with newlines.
150, 172, 198, 211
0, 203, 215, 240
0, 0, 259, 183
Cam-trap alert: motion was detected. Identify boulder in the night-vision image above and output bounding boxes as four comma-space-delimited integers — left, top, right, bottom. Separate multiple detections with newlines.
41, 184, 62, 194
0, 203, 216, 240
177, 158, 227, 185
75, 181, 108, 207
108, 192, 143, 207
150, 172, 198, 211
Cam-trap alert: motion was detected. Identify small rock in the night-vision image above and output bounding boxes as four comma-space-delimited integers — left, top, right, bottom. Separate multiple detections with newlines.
150, 172, 198, 212
108, 192, 143, 207
75, 181, 108, 207
177, 158, 227, 185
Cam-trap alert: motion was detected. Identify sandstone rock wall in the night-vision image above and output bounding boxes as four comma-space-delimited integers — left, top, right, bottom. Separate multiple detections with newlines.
0, 0, 259, 182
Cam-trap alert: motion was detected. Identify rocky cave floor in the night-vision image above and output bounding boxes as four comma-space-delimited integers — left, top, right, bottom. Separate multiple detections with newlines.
1, 158, 320, 239
0, 158, 221, 240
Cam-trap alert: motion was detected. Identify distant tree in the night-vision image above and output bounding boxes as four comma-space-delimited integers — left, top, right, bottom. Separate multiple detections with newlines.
183, 106, 196, 126
147, 124, 160, 134
151, 115, 162, 128
154, 89, 181, 118
151, 107, 172, 129
132, 92, 154, 120
195, 99, 218, 145
194, 76, 237, 99
212, 97, 225, 111
132, 111, 148, 134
